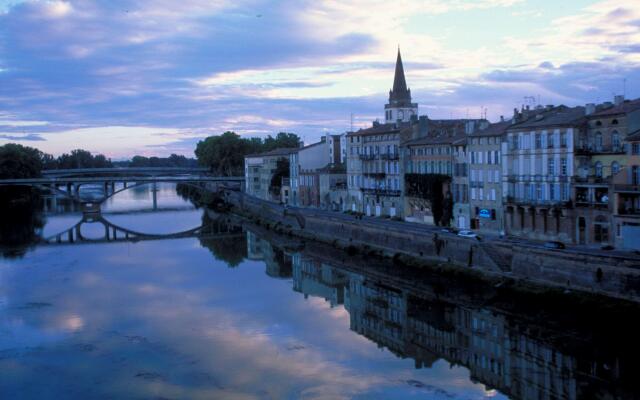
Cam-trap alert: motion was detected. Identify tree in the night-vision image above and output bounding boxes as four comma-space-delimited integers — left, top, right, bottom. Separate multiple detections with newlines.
195, 131, 251, 176
57, 149, 112, 169
194, 131, 301, 176
263, 132, 301, 151
0, 143, 45, 179
269, 158, 290, 197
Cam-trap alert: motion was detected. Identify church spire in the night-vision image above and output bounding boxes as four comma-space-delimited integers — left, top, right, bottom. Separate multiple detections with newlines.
384, 47, 417, 123
389, 48, 411, 105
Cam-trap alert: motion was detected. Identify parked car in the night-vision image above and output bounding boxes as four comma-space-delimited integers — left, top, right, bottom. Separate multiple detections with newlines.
457, 230, 477, 238
543, 241, 565, 250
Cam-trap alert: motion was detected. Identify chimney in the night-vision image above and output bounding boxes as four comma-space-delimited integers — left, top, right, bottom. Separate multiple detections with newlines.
480, 120, 490, 130
585, 103, 596, 115
500, 115, 505, 122
614, 95, 625, 106
410, 114, 418, 123
465, 120, 476, 134
512, 108, 520, 124
372, 120, 380, 127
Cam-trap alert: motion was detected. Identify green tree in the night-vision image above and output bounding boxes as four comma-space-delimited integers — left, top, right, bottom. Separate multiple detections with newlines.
0, 143, 45, 179
195, 131, 251, 176
194, 131, 301, 176
263, 132, 301, 151
57, 149, 112, 169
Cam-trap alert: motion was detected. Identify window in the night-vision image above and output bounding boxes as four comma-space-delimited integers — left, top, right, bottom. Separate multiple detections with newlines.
561, 158, 567, 175
595, 132, 603, 151
612, 131, 620, 151
633, 166, 640, 185
612, 161, 620, 176
595, 161, 603, 177
560, 132, 567, 147
547, 132, 554, 148
549, 184, 555, 200
612, 119, 619, 125
633, 143, 640, 155
535, 134, 542, 149
547, 158, 555, 175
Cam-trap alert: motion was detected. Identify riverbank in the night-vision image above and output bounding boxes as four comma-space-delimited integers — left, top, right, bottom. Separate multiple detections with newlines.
221, 190, 640, 303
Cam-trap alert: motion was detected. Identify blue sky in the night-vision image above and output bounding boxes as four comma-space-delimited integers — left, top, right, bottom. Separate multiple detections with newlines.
1, 0, 639, 158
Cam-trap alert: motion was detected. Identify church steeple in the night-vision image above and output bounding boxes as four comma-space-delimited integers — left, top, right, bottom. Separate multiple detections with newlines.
390, 48, 410, 103
384, 48, 417, 123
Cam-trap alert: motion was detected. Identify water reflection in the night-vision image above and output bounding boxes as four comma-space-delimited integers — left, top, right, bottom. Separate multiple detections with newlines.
0, 184, 638, 399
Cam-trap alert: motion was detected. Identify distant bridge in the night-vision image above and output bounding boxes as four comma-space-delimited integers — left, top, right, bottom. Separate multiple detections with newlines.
0, 168, 244, 204
41, 167, 211, 178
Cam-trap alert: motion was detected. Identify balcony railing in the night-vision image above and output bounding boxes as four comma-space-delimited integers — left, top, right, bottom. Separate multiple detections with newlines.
575, 146, 625, 156
380, 153, 399, 160
361, 188, 402, 197
505, 196, 570, 207
359, 154, 375, 161
363, 172, 386, 178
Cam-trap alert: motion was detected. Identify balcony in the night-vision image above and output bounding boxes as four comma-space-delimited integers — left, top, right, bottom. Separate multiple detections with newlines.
359, 154, 376, 161
363, 172, 386, 179
575, 146, 625, 156
504, 196, 570, 208
330, 182, 347, 190
362, 188, 402, 197
380, 153, 399, 160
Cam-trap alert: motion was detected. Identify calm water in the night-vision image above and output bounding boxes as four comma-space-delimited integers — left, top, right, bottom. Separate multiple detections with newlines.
0, 184, 638, 399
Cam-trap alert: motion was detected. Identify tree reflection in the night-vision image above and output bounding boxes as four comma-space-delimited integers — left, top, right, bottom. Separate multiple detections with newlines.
197, 212, 247, 267
0, 187, 45, 258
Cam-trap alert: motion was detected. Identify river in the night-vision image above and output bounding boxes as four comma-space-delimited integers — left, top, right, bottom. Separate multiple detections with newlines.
0, 183, 638, 399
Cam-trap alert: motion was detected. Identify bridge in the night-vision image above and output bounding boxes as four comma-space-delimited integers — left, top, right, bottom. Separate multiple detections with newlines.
0, 167, 244, 204
41, 167, 211, 178
40, 210, 244, 246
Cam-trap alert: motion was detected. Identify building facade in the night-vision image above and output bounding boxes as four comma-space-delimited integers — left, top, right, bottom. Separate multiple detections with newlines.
244, 147, 297, 201
502, 106, 582, 243
468, 121, 509, 233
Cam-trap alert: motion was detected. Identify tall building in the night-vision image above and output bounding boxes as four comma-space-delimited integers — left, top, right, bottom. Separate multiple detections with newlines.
468, 120, 510, 233
577, 97, 640, 246
502, 105, 583, 243
346, 50, 415, 217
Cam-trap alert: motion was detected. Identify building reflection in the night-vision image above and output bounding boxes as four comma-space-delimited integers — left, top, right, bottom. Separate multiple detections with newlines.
246, 231, 292, 278
262, 233, 635, 400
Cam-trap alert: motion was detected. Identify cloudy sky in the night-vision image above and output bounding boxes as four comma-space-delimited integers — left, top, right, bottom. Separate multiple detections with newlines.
1, 0, 639, 158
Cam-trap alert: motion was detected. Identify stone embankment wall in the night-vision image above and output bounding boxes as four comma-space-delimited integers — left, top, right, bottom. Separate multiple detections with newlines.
222, 190, 640, 303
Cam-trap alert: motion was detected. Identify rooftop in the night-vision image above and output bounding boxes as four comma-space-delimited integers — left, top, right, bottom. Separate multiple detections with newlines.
245, 147, 299, 158
591, 98, 640, 117
509, 105, 585, 129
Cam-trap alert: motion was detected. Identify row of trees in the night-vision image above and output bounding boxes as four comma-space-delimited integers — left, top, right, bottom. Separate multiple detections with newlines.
126, 154, 198, 168
195, 131, 300, 176
0, 144, 114, 179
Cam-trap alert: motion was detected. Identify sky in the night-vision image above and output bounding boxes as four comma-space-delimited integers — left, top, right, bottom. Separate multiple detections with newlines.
1, 0, 640, 159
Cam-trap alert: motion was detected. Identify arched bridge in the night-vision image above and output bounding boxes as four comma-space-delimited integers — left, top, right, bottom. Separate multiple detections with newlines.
40, 212, 244, 246
0, 170, 244, 203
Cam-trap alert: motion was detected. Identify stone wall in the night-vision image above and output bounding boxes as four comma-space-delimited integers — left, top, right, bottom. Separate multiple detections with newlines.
224, 190, 640, 303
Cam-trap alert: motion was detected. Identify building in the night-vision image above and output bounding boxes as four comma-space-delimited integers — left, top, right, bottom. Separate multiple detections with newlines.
347, 122, 404, 217
294, 139, 329, 207
468, 120, 510, 233
244, 147, 297, 201
345, 49, 415, 217
576, 97, 640, 246
502, 105, 583, 243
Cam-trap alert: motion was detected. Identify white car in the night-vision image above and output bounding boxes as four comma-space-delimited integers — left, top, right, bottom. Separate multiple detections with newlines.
457, 230, 477, 238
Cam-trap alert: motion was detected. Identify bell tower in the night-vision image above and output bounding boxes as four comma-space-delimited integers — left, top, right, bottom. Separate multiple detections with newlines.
384, 48, 418, 123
